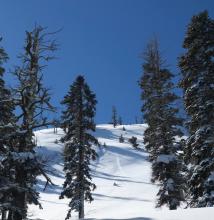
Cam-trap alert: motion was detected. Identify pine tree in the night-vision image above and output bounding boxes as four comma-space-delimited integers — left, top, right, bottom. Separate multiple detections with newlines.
179, 10, 214, 207
111, 106, 117, 127
118, 116, 123, 125
135, 116, 138, 124
128, 136, 139, 148
60, 75, 99, 220
119, 134, 124, 143
8, 26, 56, 220
53, 118, 60, 134
0, 38, 19, 220
140, 38, 185, 209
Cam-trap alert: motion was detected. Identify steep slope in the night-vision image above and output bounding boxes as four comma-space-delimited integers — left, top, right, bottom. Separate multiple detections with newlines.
29, 124, 214, 220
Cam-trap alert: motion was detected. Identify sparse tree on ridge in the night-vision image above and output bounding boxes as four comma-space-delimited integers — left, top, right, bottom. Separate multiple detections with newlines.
53, 118, 60, 134
140, 38, 185, 209
111, 106, 117, 128
60, 75, 99, 220
135, 116, 138, 124
118, 116, 123, 125
179, 11, 214, 207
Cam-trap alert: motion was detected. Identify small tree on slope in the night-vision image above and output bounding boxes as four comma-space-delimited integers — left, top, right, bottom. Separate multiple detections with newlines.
139, 38, 185, 209
179, 11, 214, 207
60, 75, 99, 220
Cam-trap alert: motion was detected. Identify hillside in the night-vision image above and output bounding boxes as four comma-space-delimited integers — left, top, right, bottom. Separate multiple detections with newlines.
29, 124, 214, 220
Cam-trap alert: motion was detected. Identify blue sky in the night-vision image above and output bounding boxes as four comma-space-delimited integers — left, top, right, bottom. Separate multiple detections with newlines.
1, 0, 214, 123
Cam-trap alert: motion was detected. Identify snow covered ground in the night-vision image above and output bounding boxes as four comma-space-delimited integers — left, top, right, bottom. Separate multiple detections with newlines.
29, 124, 214, 220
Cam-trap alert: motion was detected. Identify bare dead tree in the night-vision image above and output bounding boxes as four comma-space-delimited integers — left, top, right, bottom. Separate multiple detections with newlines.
9, 25, 58, 220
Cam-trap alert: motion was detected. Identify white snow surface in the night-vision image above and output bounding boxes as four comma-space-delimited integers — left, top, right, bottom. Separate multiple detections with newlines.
28, 124, 214, 220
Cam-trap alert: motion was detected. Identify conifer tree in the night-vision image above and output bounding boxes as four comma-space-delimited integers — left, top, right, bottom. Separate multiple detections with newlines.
111, 106, 117, 128
118, 116, 123, 125
9, 26, 56, 220
119, 134, 124, 143
179, 11, 214, 207
60, 75, 98, 220
0, 38, 18, 220
128, 136, 139, 148
140, 38, 185, 209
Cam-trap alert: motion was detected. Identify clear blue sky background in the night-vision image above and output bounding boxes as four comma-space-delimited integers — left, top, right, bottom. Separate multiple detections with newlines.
1, 0, 214, 123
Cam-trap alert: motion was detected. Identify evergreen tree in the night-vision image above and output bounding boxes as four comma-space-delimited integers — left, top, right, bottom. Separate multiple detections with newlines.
118, 116, 123, 125
9, 26, 56, 220
111, 106, 117, 128
128, 136, 139, 148
179, 11, 214, 207
53, 118, 60, 134
119, 134, 124, 143
60, 75, 99, 220
0, 38, 18, 220
140, 38, 185, 209
135, 116, 139, 124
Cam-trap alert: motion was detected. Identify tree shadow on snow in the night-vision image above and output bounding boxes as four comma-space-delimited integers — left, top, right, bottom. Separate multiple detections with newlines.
36, 179, 63, 194
101, 145, 147, 161
35, 146, 65, 194
91, 170, 157, 186
95, 128, 119, 140
92, 193, 152, 202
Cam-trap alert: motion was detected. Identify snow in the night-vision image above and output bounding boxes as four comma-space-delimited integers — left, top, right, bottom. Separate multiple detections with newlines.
207, 172, 214, 182
28, 124, 214, 220
11, 152, 35, 161
156, 154, 176, 164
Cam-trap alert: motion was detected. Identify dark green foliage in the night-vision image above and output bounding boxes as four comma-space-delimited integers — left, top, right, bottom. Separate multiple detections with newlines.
119, 134, 125, 143
179, 11, 214, 207
53, 119, 60, 134
128, 136, 139, 148
118, 116, 123, 125
111, 106, 117, 128
140, 38, 185, 209
0, 38, 18, 219
60, 75, 98, 219
154, 156, 185, 210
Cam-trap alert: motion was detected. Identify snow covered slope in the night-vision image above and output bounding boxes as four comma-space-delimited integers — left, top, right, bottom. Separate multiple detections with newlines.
29, 124, 214, 220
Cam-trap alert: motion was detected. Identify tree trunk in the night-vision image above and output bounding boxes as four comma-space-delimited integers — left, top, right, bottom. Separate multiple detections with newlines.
79, 193, 84, 219
13, 166, 27, 220
13, 192, 26, 220
1, 210, 6, 220
7, 210, 13, 220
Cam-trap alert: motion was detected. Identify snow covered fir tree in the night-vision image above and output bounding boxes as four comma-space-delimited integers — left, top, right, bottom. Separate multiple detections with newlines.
0, 38, 19, 220
139, 38, 185, 210
60, 75, 99, 219
179, 10, 214, 208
